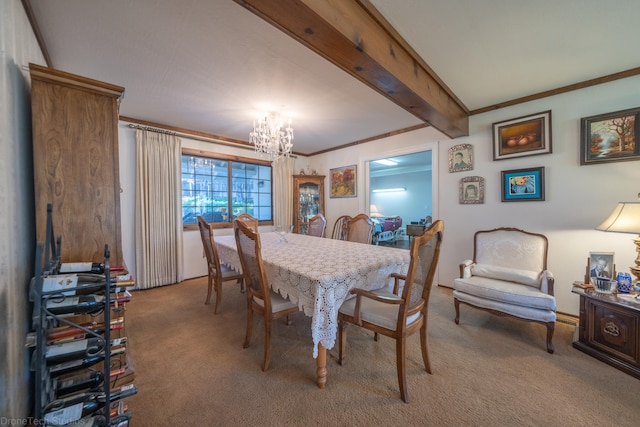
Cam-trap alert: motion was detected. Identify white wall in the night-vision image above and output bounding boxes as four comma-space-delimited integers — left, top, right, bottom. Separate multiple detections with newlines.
308, 76, 640, 316
1, 0, 47, 418
118, 75, 640, 316
118, 123, 308, 281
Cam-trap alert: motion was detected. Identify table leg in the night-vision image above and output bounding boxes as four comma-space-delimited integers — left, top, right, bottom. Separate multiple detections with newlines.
316, 343, 327, 389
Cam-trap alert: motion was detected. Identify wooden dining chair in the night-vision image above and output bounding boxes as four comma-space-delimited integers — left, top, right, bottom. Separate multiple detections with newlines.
235, 213, 259, 232
331, 215, 351, 240
337, 220, 444, 403
346, 213, 374, 244
307, 213, 327, 237
197, 216, 244, 313
234, 219, 300, 371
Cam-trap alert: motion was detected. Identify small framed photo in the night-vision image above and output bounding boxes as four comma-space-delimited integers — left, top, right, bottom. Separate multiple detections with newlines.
330, 164, 357, 198
493, 110, 552, 160
501, 167, 545, 202
587, 252, 615, 279
580, 107, 640, 165
459, 176, 484, 204
448, 143, 473, 172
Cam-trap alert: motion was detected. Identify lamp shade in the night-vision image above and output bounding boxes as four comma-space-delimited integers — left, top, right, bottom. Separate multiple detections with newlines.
596, 202, 640, 234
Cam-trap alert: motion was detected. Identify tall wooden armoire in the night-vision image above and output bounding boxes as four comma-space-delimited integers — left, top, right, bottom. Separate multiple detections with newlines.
30, 63, 125, 265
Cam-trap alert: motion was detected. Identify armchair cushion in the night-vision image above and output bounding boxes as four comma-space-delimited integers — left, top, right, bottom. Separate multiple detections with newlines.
471, 263, 541, 288
454, 276, 556, 312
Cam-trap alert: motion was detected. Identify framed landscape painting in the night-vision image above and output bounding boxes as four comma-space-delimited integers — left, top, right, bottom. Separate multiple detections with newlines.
330, 164, 357, 198
580, 107, 640, 165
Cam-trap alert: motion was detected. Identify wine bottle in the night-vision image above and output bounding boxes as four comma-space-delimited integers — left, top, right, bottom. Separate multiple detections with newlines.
56, 370, 105, 396
59, 262, 105, 274
49, 354, 104, 377
44, 384, 138, 425
45, 295, 105, 315
46, 338, 105, 365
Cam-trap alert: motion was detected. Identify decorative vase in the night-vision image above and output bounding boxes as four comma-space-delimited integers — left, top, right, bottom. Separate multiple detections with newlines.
617, 272, 632, 294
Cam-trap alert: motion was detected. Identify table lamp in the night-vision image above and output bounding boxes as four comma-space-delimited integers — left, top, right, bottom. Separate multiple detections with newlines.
596, 200, 640, 286
369, 204, 384, 218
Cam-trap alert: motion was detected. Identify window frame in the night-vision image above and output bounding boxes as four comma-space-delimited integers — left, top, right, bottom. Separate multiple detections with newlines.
181, 147, 274, 231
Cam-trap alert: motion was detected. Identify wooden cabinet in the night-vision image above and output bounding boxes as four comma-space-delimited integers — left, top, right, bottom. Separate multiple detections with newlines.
293, 174, 325, 234
572, 287, 640, 379
30, 64, 125, 265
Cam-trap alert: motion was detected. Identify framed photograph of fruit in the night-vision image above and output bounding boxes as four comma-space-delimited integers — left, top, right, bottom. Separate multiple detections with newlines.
493, 110, 552, 160
580, 107, 640, 165
501, 167, 545, 202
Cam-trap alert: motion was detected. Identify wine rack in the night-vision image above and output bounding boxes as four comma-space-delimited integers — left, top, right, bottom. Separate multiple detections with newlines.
30, 205, 136, 426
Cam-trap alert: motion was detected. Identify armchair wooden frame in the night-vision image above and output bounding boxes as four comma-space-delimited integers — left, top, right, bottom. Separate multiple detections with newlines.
197, 216, 244, 313
338, 220, 444, 403
234, 220, 300, 371
346, 213, 374, 244
235, 213, 259, 232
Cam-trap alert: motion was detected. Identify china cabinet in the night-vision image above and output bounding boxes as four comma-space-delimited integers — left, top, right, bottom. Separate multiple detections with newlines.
293, 175, 325, 234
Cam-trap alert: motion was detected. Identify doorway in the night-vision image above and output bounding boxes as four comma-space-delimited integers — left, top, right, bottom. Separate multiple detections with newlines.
367, 150, 433, 248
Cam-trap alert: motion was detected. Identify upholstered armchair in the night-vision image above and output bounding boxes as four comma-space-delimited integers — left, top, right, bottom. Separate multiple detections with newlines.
452, 227, 556, 353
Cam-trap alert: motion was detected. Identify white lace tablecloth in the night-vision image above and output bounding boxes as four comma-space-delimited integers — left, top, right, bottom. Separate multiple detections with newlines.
215, 232, 410, 357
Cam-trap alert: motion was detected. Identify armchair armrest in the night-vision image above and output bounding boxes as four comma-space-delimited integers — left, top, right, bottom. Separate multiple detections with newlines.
459, 259, 474, 278
540, 270, 555, 296
390, 272, 406, 295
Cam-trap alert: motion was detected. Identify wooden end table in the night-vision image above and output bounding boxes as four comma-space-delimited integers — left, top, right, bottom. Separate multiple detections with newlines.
571, 286, 640, 379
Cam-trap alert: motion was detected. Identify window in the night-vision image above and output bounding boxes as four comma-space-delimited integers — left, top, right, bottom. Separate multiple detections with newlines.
181, 149, 272, 228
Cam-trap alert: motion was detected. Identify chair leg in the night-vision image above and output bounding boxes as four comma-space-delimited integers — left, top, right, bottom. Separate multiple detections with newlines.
546, 321, 555, 354
205, 273, 213, 305
239, 278, 245, 294
454, 298, 461, 324
396, 336, 408, 403
338, 320, 347, 366
214, 278, 223, 314
420, 322, 432, 374
262, 317, 272, 371
243, 306, 254, 349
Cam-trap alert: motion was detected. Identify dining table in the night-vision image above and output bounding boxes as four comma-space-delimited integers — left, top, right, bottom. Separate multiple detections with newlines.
214, 231, 410, 388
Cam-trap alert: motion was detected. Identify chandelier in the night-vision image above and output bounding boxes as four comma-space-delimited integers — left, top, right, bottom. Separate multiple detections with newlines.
249, 111, 293, 163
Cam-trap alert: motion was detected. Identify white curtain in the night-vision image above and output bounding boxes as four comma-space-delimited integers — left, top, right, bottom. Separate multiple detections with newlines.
272, 157, 294, 227
135, 129, 184, 289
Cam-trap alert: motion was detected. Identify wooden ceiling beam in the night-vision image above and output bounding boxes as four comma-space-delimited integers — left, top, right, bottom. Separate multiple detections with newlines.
234, 0, 469, 138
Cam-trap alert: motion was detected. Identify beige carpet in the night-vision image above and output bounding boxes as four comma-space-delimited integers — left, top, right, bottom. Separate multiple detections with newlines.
124, 277, 639, 426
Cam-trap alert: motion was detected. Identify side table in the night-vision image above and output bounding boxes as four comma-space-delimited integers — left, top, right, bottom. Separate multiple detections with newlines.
406, 224, 426, 240
571, 286, 640, 379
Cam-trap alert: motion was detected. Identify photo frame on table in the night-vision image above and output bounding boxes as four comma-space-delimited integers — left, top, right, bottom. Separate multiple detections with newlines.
501, 167, 545, 202
330, 164, 357, 198
493, 110, 552, 160
448, 143, 473, 172
587, 252, 615, 280
459, 176, 484, 204
580, 107, 640, 165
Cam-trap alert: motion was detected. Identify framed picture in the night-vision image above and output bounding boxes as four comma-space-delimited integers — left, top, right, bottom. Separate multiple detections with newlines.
587, 252, 615, 279
501, 167, 545, 202
448, 143, 473, 172
580, 107, 640, 165
459, 176, 484, 204
493, 110, 552, 160
330, 164, 357, 198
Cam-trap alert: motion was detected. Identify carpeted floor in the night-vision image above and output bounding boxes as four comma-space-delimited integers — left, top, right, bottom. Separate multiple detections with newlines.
124, 277, 640, 426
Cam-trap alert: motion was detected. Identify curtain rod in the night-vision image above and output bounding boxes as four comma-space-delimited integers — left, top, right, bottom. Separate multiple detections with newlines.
126, 123, 297, 158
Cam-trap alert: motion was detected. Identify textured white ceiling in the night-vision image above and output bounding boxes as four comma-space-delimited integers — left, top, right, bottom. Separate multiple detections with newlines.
27, 0, 640, 155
